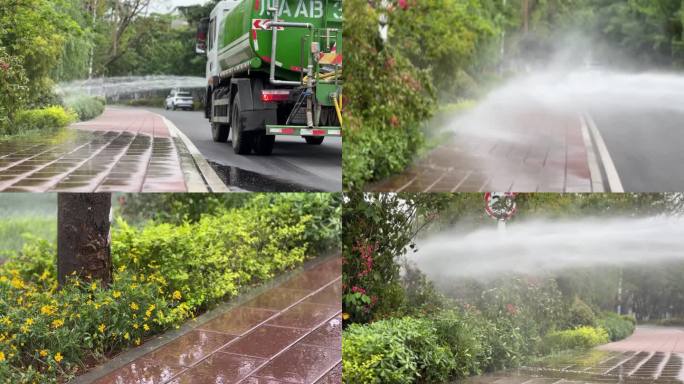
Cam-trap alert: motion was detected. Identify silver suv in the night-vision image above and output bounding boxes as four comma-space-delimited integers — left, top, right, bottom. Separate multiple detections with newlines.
165, 90, 194, 111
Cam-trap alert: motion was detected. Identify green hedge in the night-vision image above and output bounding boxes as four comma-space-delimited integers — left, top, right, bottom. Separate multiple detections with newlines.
8, 106, 77, 136
541, 326, 610, 353
343, 317, 453, 384
113, 193, 340, 310
597, 312, 635, 341
64, 95, 105, 121
342, 310, 529, 383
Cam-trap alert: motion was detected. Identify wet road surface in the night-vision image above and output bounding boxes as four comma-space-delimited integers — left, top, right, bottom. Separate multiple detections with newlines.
143, 107, 342, 192
590, 108, 684, 192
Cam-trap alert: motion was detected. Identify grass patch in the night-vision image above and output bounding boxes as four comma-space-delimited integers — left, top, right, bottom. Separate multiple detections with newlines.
0, 217, 56, 255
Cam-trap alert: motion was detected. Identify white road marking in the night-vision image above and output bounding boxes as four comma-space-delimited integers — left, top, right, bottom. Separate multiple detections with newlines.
579, 114, 605, 192
584, 113, 624, 192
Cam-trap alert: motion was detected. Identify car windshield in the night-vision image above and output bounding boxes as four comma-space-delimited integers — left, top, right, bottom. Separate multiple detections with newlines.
177, 92, 191, 97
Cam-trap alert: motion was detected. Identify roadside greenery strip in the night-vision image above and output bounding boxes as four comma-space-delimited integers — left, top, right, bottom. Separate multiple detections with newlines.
0, 193, 340, 383
343, 0, 684, 189
339, 194, 672, 384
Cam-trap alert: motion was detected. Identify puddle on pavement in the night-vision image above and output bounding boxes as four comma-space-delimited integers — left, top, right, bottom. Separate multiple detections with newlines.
208, 161, 322, 192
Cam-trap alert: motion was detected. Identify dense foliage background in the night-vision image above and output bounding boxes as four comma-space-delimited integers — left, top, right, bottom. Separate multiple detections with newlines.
344, 0, 684, 189
0, 0, 214, 135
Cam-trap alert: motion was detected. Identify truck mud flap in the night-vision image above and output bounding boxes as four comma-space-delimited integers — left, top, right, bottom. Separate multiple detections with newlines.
266, 125, 341, 136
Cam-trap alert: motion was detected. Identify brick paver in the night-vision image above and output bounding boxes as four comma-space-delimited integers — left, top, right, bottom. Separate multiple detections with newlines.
370, 107, 596, 193
0, 108, 187, 192
598, 326, 684, 353
91, 256, 342, 384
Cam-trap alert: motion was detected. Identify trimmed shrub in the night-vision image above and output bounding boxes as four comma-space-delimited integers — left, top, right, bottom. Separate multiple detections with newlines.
541, 326, 610, 353
113, 193, 340, 310
566, 297, 596, 328
11, 106, 77, 135
64, 95, 105, 121
431, 310, 486, 377
342, 317, 454, 384
597, 312, 635, 341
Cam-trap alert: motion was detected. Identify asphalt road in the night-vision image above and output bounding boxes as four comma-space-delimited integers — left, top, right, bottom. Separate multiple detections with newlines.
590, 107, 684, 192
144, 107, 342, 192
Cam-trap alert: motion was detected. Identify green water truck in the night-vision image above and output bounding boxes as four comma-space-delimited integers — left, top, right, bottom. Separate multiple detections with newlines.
196, 0, 342, 155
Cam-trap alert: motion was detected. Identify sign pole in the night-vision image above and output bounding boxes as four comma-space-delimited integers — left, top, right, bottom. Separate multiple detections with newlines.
484, 193, 517, 233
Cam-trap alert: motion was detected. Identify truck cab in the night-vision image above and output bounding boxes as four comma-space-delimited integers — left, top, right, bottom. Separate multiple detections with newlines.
196, 0, 343, 156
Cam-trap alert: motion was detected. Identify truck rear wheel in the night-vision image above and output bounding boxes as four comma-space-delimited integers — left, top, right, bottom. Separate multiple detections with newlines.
304, 136, 324, 145
231, 94, 252, 155
254, 134, 275, 155
211, 122, 229, 142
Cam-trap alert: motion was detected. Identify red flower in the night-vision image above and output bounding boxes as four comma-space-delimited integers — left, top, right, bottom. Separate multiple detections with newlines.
389, 115, 400, 127
0, 61, 9, 71
506, 303, 517, 316
351, 286, 366, 295
398, 0, 409, 10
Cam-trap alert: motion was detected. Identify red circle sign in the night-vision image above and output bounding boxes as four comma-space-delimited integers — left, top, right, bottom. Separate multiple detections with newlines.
484, 192, 517, 221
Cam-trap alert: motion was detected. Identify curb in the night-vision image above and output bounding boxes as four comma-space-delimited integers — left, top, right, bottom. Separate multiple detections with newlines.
579, 114, 605, 192
157, 114, 232, 192
581, 113, 624, 193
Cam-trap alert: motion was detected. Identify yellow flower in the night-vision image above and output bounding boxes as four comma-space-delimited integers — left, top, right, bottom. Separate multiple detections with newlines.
0, 351, 5, 362
90, 282, 98, 291
118, 265, 126, 273
39, 349, 48, 357
51, 319, 64, 329
39, 271, 49, 281
0, 276, 7, 283
172, 291, 182, 300
135, 337, 141, 345
133, 323, 139, 329
54, 352, 63, 363
130, 302, 139, 311
143, 324, 150, 331
10, 277, 23, 289
342, 313, 350, 320
40, 305, 56, 316
123, 332, 130, 340
98, 324, 106, 333
112, 290, 122, 299
25, 318, 34, 326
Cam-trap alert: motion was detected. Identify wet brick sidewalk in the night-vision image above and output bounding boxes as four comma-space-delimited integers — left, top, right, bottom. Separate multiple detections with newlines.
598, 326, 684, 353
92, 256, 342, 384
0, 108, 187, 192
369, 109, 596, 193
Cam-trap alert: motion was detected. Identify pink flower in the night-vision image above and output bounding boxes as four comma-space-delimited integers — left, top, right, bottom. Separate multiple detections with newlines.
398, 0, 408, 10
351, 286, 366, 295
506, 303, 517, 316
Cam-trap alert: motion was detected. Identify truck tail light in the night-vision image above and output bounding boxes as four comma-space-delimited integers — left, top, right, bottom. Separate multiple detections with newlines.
261, 90, 290, 102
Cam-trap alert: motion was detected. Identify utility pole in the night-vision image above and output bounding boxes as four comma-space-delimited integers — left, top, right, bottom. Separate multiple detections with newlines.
500, 0, 506, 63
616, 267, 623, 315
522, 0, 529, 34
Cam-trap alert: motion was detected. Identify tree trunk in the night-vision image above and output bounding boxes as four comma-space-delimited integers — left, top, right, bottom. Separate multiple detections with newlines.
57, 193, 113, 287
